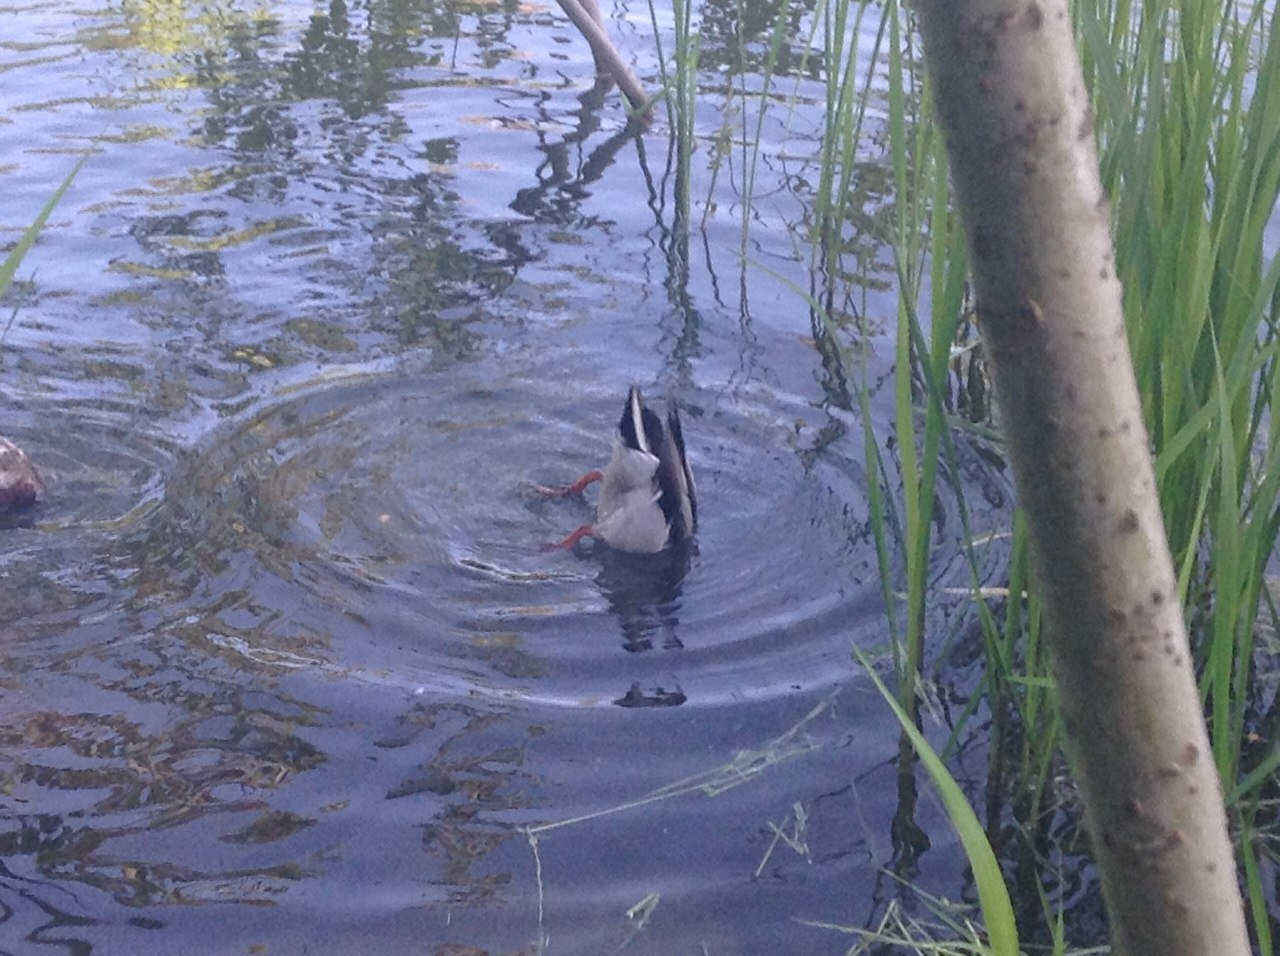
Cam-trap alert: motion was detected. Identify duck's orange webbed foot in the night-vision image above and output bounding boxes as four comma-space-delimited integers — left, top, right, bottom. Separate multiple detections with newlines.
546, 524, 595, 551
530, 470, 604, 498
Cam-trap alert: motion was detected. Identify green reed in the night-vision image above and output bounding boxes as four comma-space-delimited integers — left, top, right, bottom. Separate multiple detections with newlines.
813, 0, 1280, 947
870, 0, 1280, 947
648, 0, 1279, 945
0, 157, 85, 328
647, 0, 701, 248
1091, 5, 1280, 946
1081, 0, 1280, 795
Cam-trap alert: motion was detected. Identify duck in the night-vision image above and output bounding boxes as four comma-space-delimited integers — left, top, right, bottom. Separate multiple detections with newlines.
0, 435, 43, 512
539, 386, 697, 553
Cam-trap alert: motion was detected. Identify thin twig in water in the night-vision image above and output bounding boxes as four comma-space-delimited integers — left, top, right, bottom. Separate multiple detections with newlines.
529, 831, 549, 956
527, 694, 835, 837
616, 893, 660, 952
524, 694, 838, 947
754, 800, 811, 876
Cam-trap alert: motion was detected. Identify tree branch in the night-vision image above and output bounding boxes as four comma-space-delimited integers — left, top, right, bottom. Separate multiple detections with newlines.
914, 1, 1251, 953
554, 0, 651, 118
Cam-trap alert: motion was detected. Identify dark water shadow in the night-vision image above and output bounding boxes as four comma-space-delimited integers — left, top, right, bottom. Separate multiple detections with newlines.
596, 540, 694, 656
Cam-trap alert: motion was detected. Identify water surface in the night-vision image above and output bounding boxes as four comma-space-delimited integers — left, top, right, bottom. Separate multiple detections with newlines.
0, 1, 1003, 952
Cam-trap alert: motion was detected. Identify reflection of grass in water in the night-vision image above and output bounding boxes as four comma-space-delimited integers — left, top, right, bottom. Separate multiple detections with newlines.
525, 695, 833, 953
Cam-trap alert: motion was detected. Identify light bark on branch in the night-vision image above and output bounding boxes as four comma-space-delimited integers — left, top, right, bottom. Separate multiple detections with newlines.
913, 3, 1251, 954
553, 0, 650, 116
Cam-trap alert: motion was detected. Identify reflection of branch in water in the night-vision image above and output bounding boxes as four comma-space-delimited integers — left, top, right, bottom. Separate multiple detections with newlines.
506, 98, 642, 229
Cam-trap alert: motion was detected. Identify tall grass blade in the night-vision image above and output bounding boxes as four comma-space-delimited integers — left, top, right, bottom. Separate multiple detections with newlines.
855, 648, 1019, 956
0, 156, 87, 300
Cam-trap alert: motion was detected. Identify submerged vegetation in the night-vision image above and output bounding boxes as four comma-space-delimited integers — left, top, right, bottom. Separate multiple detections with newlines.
649, 0, 1280, 948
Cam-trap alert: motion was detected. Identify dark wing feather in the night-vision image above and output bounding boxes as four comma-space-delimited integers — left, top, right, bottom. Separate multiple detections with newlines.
660, 405, 696, 539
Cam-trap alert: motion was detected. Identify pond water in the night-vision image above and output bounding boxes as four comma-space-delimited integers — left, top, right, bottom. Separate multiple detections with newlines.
0, 0, 1010, 952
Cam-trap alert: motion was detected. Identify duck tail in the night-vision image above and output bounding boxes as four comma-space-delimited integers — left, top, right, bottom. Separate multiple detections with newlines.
662, 404, 697, 539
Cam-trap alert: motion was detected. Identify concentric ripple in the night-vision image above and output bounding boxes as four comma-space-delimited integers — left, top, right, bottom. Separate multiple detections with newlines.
150, 355, 881, 709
